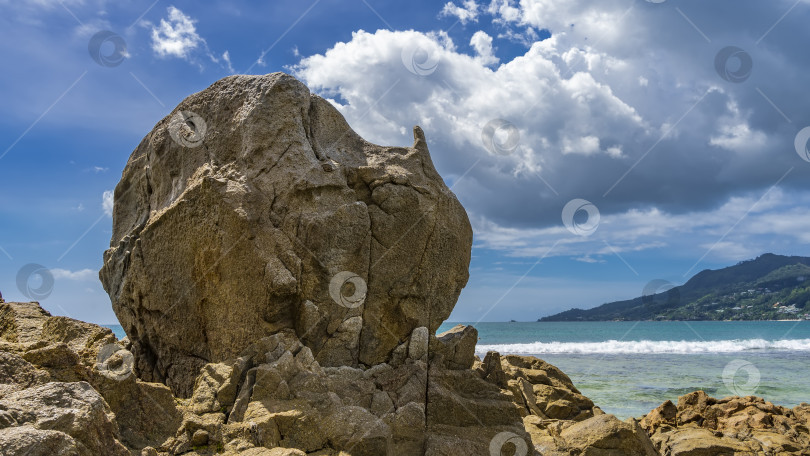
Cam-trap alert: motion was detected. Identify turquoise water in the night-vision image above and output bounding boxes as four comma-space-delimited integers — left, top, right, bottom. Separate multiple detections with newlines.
104, 324, 126, 340
439, 321, 810, 419
105, 321, 810, 419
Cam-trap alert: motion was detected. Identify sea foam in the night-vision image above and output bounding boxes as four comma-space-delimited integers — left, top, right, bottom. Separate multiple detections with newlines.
476, 338, 810, 354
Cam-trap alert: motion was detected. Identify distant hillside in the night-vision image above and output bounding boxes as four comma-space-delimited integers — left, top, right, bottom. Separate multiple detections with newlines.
540, 254, 810, 321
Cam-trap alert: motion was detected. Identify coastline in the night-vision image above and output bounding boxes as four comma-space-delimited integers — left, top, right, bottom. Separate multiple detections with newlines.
448, 320, 810, 420
4, 302, 810, 455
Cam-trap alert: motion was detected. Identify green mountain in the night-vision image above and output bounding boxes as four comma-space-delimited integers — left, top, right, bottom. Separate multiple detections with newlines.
540, 253, 810, 321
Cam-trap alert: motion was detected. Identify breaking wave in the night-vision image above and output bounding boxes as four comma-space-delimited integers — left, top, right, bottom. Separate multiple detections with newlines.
476, 338, 810, 355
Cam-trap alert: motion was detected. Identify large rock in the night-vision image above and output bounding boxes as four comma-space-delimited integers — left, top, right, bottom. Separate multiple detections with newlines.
100, 72, 472, 396
167, 331, 426, 455
157, 327, 538, 456
641, 391, 810, 455
0, 301, 184, 452
0, 351, 49, 398
0, 426, 83, 456
478, 352, 596, 422
0, 381, 129, 455
426, 360, 532, 455
430, 324, 477, 370
0, 300, 52, 345
559, 414, 658, 456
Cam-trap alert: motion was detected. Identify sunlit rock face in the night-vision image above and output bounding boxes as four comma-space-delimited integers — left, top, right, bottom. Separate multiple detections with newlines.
100, 72, 472, 396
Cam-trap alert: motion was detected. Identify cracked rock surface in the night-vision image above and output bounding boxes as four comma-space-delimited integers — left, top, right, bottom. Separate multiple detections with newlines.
100, 72, 472, 397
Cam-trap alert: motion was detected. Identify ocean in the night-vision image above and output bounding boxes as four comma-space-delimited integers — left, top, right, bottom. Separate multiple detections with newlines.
104, 325, 127, 341
105, 321, 810, 420
440, 320, 810, 419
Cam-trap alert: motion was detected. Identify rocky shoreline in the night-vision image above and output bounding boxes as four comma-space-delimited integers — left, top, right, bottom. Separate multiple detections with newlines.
2, 72, 807, 455
1, 299, 808, 455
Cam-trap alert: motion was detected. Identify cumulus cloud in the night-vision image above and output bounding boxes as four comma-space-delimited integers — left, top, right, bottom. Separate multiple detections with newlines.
439, 0, 480, 25
469, 30, 498, 65
293, 0, 810, 264
487, 0, 521, 23
294, 29, 647, 220
148, 6, 234, 72
51, 268, 96, 281
150, 6, 203, 59
440, 0, 480, 25
103, 190, 113, 217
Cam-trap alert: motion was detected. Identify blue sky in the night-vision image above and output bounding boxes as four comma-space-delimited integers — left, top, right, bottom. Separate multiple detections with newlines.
2, 0, 810, 324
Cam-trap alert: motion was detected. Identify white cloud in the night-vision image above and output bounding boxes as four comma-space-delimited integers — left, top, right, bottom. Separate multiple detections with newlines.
710, 122, 767, 152
471, 187, 810, 265
293, 2, 810, 267
562, 135, 600, 155
487, 0, 521, 23
294, 28, 646, 192
222, 51, 235, 73
51, 268, 96, 281
469, 30, 498, 65
103, 190, 113, 217
606, 146, 623, 158
147, 6, 235, 72
708, 101, 769, 153
440, 0, 480, 25
574, 255, 604, 263
150, 6, 203, 60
